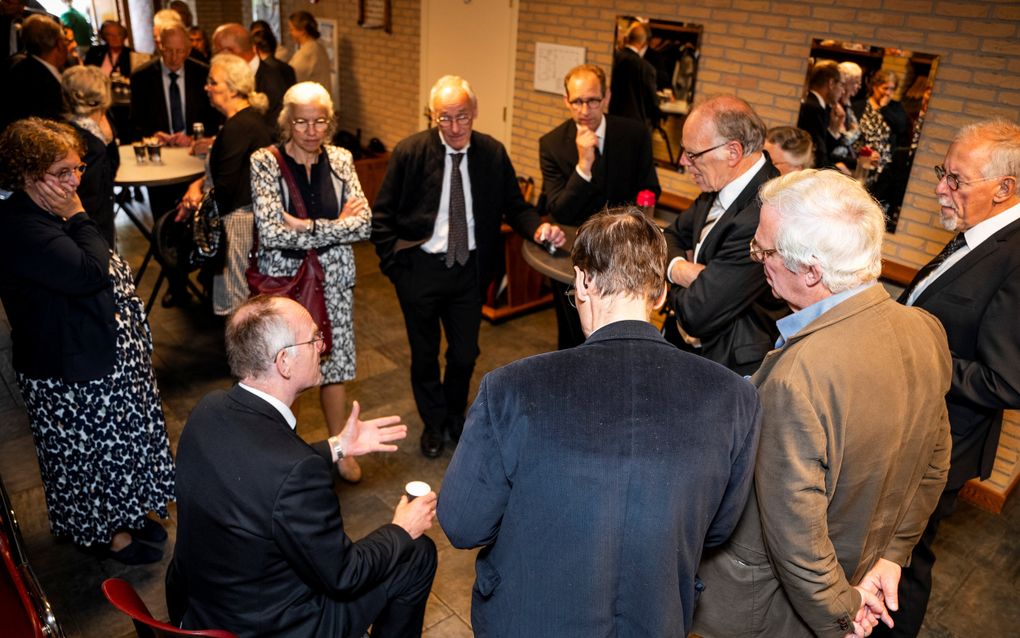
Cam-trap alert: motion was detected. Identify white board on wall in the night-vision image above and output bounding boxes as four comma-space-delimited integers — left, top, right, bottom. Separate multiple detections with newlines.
534, 42, 585, 95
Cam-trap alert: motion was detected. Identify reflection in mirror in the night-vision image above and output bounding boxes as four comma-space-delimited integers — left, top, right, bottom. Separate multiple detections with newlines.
799, 38, 939, 232
612, 16, 702, 172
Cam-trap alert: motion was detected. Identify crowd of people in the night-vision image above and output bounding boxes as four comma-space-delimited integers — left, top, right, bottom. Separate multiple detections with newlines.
0, 4, 1018, 638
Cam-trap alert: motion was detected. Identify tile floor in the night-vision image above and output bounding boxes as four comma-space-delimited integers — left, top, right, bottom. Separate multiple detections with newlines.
0, 203, 1017, 637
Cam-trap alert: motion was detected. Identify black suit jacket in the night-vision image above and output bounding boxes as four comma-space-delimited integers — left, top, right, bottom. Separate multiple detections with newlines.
169, 385, 415, 638
610, 48, 659, 128
129, 57, 221, 141
439, 320, 761, 637
664, 158, 788, 375
539, 114, 660, 226
255, 56, 296, 124
371, 128, 542, 287
83, 44, 133, 77
797, 93, 834, 169
901, 216, 1020, 489
1, 55, 62, 128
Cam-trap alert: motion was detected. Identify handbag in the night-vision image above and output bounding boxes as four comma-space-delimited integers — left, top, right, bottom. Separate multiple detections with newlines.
191, 188, 222, 263
245, 145, 333, 354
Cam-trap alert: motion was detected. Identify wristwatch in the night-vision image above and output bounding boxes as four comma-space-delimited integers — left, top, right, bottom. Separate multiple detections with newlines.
329, 436, 345, 462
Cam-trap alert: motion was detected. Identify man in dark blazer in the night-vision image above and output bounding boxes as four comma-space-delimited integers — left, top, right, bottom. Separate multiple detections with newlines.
211, 23, 295, 124
540, 63, 659, 347
664, 95, 788, 375
439, 209, 761, 637
873, 121, 1020, 638
796, 60, 842, 170
129, 24, 220, 143
1, 14, 65, 129
372, 75, 565, 459
610, 22, 659, 129
169, 295, 438, 638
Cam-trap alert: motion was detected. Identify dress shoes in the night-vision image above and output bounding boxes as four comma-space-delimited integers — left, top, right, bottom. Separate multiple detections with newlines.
80, 539, 163, 565
131, 517, 168, 543
420, 429, 444, 458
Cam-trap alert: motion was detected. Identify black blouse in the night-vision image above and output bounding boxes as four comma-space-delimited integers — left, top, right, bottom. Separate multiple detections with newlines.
210, 107, 275, 215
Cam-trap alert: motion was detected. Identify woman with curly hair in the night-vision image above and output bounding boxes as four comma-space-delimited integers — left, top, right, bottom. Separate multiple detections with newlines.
0, 118, 175, 565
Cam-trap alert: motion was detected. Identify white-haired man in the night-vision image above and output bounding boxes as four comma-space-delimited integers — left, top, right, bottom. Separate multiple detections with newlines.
875, 120, 1020, 637
169, 295, 438, 638
371, 75, 565, 458
693, 170, 952, 638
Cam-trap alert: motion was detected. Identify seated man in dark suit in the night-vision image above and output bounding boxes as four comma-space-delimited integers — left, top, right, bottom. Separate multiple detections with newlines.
796, 60, 843, 170
664, 95, 788, 375
439, 208, 761, 637
211, 22, 295, 124
1, 14, 65, 129
169, 295, 438, 638
540, 63, 660, 347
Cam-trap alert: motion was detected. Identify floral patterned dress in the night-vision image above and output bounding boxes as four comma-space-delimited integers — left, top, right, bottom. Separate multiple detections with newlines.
17, 252, 175, 547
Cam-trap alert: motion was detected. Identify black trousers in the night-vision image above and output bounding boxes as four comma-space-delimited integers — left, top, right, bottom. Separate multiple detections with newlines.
871, 488, 961, 638
344, 535, 437, 638
392, 249, 482, 433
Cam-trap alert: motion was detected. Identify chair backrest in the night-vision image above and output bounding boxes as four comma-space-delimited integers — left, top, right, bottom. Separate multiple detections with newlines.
101, 579, 238, 638
0, 531, 44, 638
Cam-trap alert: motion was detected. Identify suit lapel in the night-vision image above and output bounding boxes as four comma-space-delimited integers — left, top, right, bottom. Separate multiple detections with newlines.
696, 160, 775, 261
912, 218, 1020, 306
226, 385, 293, 430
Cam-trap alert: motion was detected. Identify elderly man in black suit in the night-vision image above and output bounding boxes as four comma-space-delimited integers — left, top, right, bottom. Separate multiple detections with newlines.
664, 95, 788, 375
169, 295, 438, 638
439, 208, 761, 637
540, 63, 660, 347
371, 75, 565, 458
211, 22, 295, 124
1, 14, 65, 129
871, 120, 1020, 637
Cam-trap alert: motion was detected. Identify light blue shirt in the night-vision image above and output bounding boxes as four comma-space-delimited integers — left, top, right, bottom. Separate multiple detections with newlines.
774, 282, 876, 349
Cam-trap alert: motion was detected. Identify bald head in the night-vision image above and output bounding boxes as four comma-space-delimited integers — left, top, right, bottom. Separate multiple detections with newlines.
691, 95, 766, 155
212, 23, 255, 61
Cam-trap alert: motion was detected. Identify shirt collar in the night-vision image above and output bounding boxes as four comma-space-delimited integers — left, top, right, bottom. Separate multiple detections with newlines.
248, 55, 260, 74
809, 90, 827, 108
32, 55, 62, 82
238, 383, 297, 430
775, 281, 876, 348
963, 199, 1020, 250
161, 61, 184, 78
439, 131, 471, 154
717, 153, 766, 209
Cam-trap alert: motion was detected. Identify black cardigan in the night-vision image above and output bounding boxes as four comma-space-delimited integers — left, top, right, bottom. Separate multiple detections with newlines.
0, 190, 115, 382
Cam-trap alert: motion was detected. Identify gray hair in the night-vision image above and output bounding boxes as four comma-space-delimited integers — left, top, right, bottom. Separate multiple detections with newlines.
277, 81, 336, 142
225, 296, 296, 380
61, 65, 112, 117
696, 95, 766, 155
759, 169, 884, 293
21, 14, 63, 57
429, 75, 477, 114
955, 119, 1020, 180
838, 61, 863, 81
210, 53, 268, 114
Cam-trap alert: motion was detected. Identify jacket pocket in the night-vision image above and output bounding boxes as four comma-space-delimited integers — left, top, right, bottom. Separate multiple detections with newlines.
474, 557, 502, 599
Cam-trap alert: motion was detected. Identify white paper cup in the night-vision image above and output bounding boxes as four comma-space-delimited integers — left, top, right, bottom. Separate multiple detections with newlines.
405, 481, 431, 501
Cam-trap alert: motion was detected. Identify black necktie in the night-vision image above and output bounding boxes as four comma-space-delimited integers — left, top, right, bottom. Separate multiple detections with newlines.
446, 153, 468, 267
904, 233, 967, 300
168, 71, 184, 133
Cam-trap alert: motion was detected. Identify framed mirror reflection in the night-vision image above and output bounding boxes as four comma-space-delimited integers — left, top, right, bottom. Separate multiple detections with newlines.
611, 16, 702, 171
799, 38, 939, 232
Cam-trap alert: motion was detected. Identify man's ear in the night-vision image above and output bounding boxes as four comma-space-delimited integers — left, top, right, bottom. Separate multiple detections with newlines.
803, 263, 824, 288
652, 282, 668, 311
275, 349, 292, 380
993, 176, 1017, 203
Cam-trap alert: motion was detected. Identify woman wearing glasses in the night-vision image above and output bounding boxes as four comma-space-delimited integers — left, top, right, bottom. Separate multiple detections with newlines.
177, 53, 274, 316
0, 118, 175, 565
250, 81, 371, 483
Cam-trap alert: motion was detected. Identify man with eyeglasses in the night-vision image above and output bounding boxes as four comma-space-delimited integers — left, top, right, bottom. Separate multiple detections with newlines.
694, 169, 952, 638
663, 95, 788, 375
872, 120, 1020, 638
539, 63, 659, 347
372, 75, 565, 458
169, 295, 438, 638
439, 209, 761, 637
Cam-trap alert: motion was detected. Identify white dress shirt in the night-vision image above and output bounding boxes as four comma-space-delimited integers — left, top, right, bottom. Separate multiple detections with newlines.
238, 383, 297, 430
422, 133, 476, 254
575, 115, 607, 182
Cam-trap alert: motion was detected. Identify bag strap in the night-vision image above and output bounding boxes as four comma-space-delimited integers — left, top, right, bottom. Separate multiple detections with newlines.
269, 145, 309, 220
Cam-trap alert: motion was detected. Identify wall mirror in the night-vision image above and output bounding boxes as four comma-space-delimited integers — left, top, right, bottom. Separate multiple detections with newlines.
801, 38, 939, 232
611, 16, 702, 171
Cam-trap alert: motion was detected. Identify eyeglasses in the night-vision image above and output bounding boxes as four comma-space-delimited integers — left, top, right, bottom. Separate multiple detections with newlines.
435, 112, 472, 128
749, 238, 778, 264
273, 330, 325, 360
681, 142, 727, 164
565, 286, 577, 308
567, 96, 604, 110
291, 118, 330, 132
47, 164, 87, 182
934, 165, 1009, 191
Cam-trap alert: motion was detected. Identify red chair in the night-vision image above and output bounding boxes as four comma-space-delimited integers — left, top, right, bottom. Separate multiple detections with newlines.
101, 578, 238, 638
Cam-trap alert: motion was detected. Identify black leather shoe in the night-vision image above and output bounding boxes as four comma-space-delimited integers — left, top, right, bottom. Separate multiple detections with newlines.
108, 540, 163, 565
447, 416, 465, 444
420, 429, 444, 458
132, 518, 168, 543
